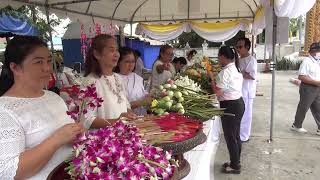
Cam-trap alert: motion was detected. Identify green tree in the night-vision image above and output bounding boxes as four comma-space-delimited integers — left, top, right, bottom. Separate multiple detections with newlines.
289, 17, 304, 38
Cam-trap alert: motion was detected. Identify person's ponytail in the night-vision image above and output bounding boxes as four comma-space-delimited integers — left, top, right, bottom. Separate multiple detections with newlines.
232, 47, 240, 72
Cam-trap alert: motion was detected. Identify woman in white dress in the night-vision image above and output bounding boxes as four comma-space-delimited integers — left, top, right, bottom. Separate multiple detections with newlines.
0, 36, 85, 179
83, 34, 137, 124
150, 45, 176, 90
114, 47, 151, 116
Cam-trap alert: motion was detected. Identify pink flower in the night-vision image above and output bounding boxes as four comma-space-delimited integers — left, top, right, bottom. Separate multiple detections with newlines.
67, 121, 176, 179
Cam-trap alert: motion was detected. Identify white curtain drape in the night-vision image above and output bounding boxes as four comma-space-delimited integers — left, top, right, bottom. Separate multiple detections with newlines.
135, 23, 190, 41
190, 22, 250, 42
136, 21, 250, 42
275, 0, 316, 18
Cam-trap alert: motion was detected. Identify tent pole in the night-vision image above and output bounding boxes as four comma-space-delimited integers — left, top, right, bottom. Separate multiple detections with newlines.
45, 2, 58, 85
251, 35, 255, 56
130, 22, 133, 48
119, 25, 125, 47
270, 1, 277, 142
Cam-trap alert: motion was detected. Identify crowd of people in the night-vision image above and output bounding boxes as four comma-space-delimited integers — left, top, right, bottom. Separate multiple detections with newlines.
0, 33, 264, 178
0, 34, 259, 178
0, 35, 187, 179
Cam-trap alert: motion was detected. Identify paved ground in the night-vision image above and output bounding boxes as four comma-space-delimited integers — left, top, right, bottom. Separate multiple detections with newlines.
213, 71, 320, 180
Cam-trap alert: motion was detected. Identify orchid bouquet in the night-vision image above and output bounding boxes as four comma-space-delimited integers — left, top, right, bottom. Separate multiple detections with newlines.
66, 84, 103, 123
67, 121, 177, 179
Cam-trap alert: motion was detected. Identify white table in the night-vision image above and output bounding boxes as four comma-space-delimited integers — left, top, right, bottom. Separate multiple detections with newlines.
183, 117, 221, 180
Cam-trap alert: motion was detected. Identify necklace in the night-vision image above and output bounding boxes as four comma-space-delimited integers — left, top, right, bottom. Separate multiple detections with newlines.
104, 74, 124, 104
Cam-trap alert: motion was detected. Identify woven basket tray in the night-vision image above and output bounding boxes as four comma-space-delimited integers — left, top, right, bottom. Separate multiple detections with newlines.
155, 130, 207, 155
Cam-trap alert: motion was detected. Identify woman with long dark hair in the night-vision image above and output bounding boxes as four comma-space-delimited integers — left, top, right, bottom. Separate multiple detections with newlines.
211, 46, 245, 174
0, 36, 85, 179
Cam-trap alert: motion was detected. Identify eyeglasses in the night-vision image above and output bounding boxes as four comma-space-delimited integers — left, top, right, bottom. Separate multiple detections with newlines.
123, 60, 136, 64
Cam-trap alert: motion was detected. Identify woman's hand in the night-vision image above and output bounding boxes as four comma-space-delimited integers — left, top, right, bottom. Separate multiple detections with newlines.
163, 63, 171, 71
119, 111, 138, 121
208, 71, 215, 81
142, 95, 153, 106
51, 123, 85, 146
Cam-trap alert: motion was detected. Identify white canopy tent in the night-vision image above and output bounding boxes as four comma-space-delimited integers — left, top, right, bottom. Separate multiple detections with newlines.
2, 0, 262, 24
1, 0, 315, 43
1, 0, 317, 141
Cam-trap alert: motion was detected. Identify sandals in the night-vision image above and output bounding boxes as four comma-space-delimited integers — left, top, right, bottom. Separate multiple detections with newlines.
221, 162, 241, 174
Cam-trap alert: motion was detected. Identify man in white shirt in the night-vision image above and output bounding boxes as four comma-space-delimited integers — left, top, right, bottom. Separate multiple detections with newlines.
291, 42, 320, 135
236, 37, 257, 142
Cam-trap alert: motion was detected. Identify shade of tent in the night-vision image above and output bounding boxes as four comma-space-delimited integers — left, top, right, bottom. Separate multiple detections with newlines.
0, 13, 38, 37
1, 0, 314, 27
2, 0, 316, 140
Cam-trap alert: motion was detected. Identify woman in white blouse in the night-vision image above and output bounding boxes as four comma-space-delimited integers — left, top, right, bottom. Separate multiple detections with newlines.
0, 36, 85, 179
150, 45, 176, 90
83, 34, 137, 123
211, 46, 245, 174
114, 47, 151, 116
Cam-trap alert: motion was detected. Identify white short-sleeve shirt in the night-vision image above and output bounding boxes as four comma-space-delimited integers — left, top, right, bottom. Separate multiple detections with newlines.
120, 73, 148, 115
151, 60, 175, 88
298, 55, 320, 81
85, 73, 131, 120
0, 91, 76, 179
216, 63, 243, 101
239, 55, 257, 98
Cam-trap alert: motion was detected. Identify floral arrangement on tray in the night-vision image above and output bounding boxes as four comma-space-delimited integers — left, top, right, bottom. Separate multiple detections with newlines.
150, 79, 224, 121
66, 121, 177, 179
64, 84, 177, 179
182, 53, 221, 94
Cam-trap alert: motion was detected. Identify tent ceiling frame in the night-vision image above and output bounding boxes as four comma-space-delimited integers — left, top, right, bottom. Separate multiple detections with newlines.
187, 0, 190, 19
241, 0, 254, 15
252, 0, 258, 8
12, 0, 129, 22
12, 0, 258, 24
130, 0, 150, 23
218, 0, 221, 18
159, 0, 162, 20
132, 15, 254, 23
51, 0, 99, 6
111, 0, 124, 20
85, 0, 93, 13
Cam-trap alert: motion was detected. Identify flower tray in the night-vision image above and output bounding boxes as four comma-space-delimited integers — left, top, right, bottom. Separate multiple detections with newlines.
47, 162, 180, 180
154, 129, 207, 155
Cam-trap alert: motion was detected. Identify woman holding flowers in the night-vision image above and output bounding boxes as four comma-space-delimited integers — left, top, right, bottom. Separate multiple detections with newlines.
211, 46, 245, 174
114, 47, 151, 116
0, 36, 86, 179
84, 34, 137, 126
150, 45, 176, 90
